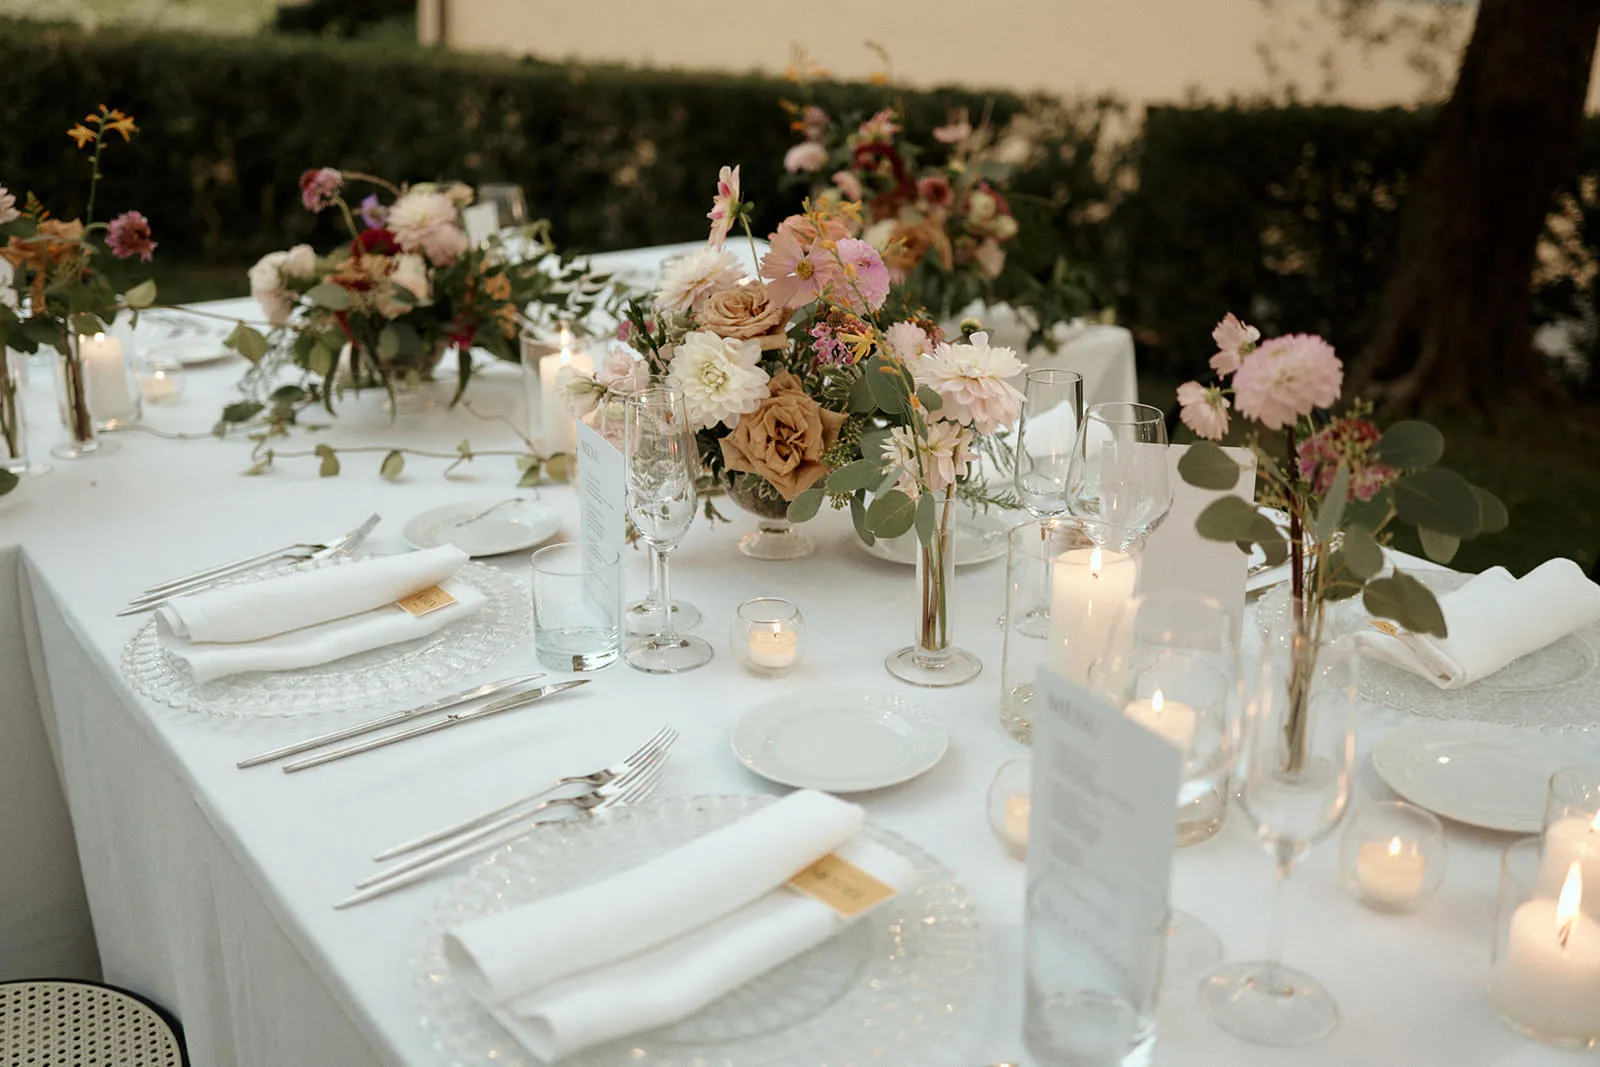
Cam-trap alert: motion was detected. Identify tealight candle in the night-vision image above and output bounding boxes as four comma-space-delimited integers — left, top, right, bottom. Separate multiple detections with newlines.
79, 332, 139, 422
1357, 836, 1428, 910
139, 365, 184, 404
1122, 688, 1197, 751
1539, 811, 1600, 903
730, 597, 805, 676
1046, 543, 1138, 683
1490, 859, 1600, 1045
1339, 801, 1447, 912
987, 756, 1032, 860
538, 325, 594, 455
747, 628, 798, 670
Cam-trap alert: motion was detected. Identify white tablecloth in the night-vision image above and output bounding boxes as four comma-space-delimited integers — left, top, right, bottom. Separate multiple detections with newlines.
2, 267, 1587, 1067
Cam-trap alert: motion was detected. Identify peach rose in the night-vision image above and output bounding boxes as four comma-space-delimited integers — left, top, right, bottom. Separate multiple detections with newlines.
697, 287, 792, 351
718, 371, 847, 500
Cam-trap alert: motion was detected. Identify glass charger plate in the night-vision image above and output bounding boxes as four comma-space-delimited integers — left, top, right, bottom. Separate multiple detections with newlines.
414, 794, 992, 1067
121, 558, 532, 719
1261, 571, 1600, 732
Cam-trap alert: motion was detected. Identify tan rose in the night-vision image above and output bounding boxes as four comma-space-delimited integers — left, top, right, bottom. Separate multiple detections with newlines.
719, 371, 846, 500
697, 287, 792, 350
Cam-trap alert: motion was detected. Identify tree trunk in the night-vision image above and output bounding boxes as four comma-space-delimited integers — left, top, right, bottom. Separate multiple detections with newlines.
1355, 0, 1600, 414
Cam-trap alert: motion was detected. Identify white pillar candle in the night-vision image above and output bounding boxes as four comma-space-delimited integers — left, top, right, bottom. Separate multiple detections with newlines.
1357, 836, 1428, 909
1045, 544, 1138, 683
1003, 794, 1031, 855
1490, 864, 1600, 1042
1539, 812, 1600, 907
538, 326, 593, 455
1122, 688, 1197, 751
79, 332, 138, 421
747, 628, 798, 670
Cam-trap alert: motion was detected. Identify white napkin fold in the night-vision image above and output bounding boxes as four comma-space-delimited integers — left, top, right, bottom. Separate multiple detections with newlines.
155, 544, 468, 644
159, 579, 485, 683
443, 789, 864, 1008
1356, 559, 1600, 689
486, 835, 917, 1062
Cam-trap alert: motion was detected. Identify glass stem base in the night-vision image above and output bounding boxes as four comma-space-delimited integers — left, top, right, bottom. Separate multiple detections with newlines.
50, 436, 117, 460
1199, 960, 1340, 1046
737, 520, 814, 561
885, 645, 982, 688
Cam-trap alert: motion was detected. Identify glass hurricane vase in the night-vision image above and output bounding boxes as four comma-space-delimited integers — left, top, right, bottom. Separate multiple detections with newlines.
725, 472, 814, 561
50, 332, 114, 460
886, 518, 982, 688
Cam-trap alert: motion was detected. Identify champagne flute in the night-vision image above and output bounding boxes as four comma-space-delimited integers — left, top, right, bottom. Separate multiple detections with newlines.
1066, 402, 1172, 545
478, 182, 528, 229
1004, 368, 1084, 635
623, 387, 712, 673
1198, 623, 1358, 1046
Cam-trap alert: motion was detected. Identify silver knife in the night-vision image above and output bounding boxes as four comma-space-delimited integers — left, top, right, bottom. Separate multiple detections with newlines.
282, 680, 590, 773
236, 672, 545, 768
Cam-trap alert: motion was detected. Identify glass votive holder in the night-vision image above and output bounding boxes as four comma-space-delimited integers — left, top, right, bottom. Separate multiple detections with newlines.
730, 598, 804, 676
1488, 836, 1600, 1049
1339, 801, 1447, 912
987, 755, 1031, 859
138, 357, 186, 405
1540, 766, 1600, 905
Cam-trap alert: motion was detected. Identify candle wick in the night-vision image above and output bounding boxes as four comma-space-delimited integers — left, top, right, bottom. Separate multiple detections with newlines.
1559, 917, 1574, 951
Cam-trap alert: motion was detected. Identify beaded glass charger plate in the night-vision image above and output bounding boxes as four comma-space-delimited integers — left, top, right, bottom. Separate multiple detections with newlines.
415, 794, 992, 1067
121, 558, 531, 719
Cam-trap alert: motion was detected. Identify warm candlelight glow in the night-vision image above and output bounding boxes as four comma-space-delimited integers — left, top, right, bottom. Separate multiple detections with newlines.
1088, 546, 1103, 578
1591, 810, 1600, 833
1151, 689, 1164, 713
1388, 836, 1403, 859
1558, 862, 1583, 949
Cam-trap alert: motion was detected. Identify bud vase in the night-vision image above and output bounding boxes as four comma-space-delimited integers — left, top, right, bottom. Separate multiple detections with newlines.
1, 349, 34, 474
51, 333, 115, 460
886, 523, 982, 687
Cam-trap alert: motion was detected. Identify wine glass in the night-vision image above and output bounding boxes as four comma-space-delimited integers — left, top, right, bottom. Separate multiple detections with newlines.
478, 183, 528, 229
623, 387, 712, 673
1066, 402, 1172, 545
1199, 623, 1358, 1046
1003, 368, 1084, 636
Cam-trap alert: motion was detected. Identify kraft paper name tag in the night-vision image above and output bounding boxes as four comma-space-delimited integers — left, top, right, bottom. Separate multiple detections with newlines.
787, 852, 897, 918
395, 585, 457, 617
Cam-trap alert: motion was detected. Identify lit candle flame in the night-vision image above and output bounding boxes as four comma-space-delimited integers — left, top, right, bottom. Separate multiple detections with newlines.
1387, 836, 1403, 859
93, 332, 106, 342
1089, 546, 1103, 579
1557, 861, 1582, 950
1590, 809, 1600, 833
1151, 689, 1164, 713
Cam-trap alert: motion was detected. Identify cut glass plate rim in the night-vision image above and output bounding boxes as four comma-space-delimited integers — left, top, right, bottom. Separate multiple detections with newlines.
120, 555, 532, 720
414, 793, 991, 1067
731, 687, 949, 793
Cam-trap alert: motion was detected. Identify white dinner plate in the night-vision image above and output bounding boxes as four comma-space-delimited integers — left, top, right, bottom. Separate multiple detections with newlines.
1370, 721, 1595, 833
855, 506, 1010, 567
137, 310, 239, 365
402, 499, 560, 558
731, 688, 949, 793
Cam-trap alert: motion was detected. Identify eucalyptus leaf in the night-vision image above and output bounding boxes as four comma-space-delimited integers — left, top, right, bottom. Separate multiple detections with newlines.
827, 459, 885, 494
308, 343, 335, 379
915, 386, 944, 412
914, 492, 936, 545
1177, 440, 1241, 491
850, 493, 874, 546
1314, 464, 1349, 542
227, 323, 269, 364
1341, 524, 1385, 579
1394, 467, 1482, 538
858, 427, 893, 467
848, 373, 876, 414
1319, 555, 1363, 601
545, 454, 574, 482
1195, 495, 1261, 542
314, 443, 340, 478
1474, 487, 1509, 535
69, 312, 101, 338
787, 486, 824, 523
379, 450, 405, 482
1344, 486, 1394, 533
1417, 527, 1460, 565
1363, 571, 1448, 638
1255, 526, 1289, 568
866, 361, 907, 415
377, 325, 400, 363
1375, 420, 1445, 469
122, 279, 157, 309
306, 282, 352, 310
518, 465, 543, 488
220, 401, 264, 424
0, 468, 18, 497
867, 490, 917, 538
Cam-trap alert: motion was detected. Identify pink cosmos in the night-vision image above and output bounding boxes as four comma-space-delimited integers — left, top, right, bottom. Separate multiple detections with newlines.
857, 109, 901, 142
1231, 333, 1343, 432
784, 142, 829, 174
707, 164, 741, 249
1209, 312, 1260, 376
1176, 380, 1230, 440
917, 175, 953, 209
359, 194, 387, 229
0, 186, 17, 225
831, 170, 864, 202
933, 120, 973, 144
759, 228, 829, 309
831, 237, 891, 313
106, 210, 156, 261
299, 168, 343, 213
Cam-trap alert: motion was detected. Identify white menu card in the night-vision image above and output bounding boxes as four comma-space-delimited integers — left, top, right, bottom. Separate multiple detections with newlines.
576, 420, 625, 612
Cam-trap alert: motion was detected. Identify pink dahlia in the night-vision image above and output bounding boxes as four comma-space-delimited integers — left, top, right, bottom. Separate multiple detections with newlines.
832, 238, 890, 313
1176, 380, 1230, 440
784, 142, 828, 174
913, 331, 1025, 434
1232, 333, 1343, 432
299, 168, 343, 213
707, 164, 741, 249
1209, 312, 1260, 376
106, 210, 156, 261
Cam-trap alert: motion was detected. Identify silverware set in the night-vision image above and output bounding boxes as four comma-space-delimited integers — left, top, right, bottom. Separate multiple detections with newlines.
120, 513, 382, 615
335, 726, 676, 908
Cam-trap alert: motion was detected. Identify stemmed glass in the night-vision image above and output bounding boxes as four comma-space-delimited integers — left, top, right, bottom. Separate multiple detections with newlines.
623, 387, 712, 673
1199, 623, 1358, 1046
478, 183, 528, 229
1002, 368, 1084, 635
1066, 402, 1172, 546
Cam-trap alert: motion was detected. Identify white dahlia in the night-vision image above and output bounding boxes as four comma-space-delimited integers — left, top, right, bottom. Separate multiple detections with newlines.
655, 245, 745, 315
913, 330, 1025, 435
665, 330, 770, 430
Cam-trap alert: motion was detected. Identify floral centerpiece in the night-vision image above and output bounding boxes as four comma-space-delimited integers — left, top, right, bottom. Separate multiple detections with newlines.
225, 167, 614, 428
566, 165, 1021, 684
1175, 313, 1507, 763
0, 105, 159, 482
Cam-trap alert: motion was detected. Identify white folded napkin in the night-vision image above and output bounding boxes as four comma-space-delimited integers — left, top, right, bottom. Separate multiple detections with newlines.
160, 578, 485, 683
155, 544, 469, 644
486, 835, 917, 1062
1356, 559, 1600, 689
444, 789, 864, 1009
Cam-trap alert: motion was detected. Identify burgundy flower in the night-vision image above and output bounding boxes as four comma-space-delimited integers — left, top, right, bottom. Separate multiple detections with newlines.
353, 227, 400, 256
299, 167, 343, 213
106, 210, 156, 261
917, 176, 954, 210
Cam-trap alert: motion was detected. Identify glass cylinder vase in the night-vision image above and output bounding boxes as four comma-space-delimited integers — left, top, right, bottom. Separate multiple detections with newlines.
50, 333, 116, 460
1, 349, 32, 474
886, 523, 982, 687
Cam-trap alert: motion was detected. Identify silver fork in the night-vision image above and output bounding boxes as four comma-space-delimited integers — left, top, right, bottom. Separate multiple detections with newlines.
372, 726, 677, 860
333, 756, 667, 909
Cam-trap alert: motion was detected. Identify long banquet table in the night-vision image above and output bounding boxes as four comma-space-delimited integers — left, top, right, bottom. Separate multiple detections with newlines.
2, 271, 1592, 1066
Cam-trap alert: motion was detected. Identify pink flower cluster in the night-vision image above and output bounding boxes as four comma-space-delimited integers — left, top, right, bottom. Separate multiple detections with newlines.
1176, 313, 1344, 439
106, 210, 156, 261
1296, 417, 1395, 502
759, 215, 889, 314
299, 168, 343, 213
809, 310, 871, 366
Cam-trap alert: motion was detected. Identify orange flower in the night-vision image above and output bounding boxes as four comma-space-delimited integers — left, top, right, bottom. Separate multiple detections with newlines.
482, 272, 511, 302
67, 125, 95, 149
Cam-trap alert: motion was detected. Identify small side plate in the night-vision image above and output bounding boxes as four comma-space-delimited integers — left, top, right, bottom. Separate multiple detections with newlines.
732, 688, 949, 793
856, 506, 1010, 568
402, 499, 560, 558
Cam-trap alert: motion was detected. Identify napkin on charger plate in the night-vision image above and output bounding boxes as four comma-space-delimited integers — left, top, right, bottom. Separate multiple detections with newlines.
1355, 558, 1600, 689
155, 544, 484, 682
443, 789, 917, 1062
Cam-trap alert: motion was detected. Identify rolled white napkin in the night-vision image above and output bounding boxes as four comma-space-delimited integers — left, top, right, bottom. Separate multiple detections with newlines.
160, 579, 485, 683
486, 835, 917, 1062
444, 789, 864, 1007
1356, 559, 1600, 689
155, 544, 468, 644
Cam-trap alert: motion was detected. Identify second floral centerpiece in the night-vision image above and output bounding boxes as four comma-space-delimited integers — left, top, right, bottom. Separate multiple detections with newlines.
565, 165, 1022, 686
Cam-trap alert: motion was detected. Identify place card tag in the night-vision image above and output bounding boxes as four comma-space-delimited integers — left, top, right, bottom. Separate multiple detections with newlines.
461, 202, 500, 247
788, 852, 898, 918
577, 420, 625, 615
395, 585, 457, 617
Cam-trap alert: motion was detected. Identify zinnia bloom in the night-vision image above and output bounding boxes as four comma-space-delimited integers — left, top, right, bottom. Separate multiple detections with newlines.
707, 164, 741, 249
0, 187, 17, 225
784, 142, 829, 174
1176, 380, 1230, 440
1209, 312, 1260, 376
299, 168, 343, 213
913, 331, 1025, 434
656, 245, 744, 314
106, 210, 156, 261
1232, 333, 1343, 432
388, 191, 469, 266
831, 238, 891, 313
666, 330, 771, 430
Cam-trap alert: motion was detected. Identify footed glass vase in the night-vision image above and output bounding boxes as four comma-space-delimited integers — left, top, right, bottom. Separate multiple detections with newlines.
726, 473, 814, 560
886, 523, 982, 687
